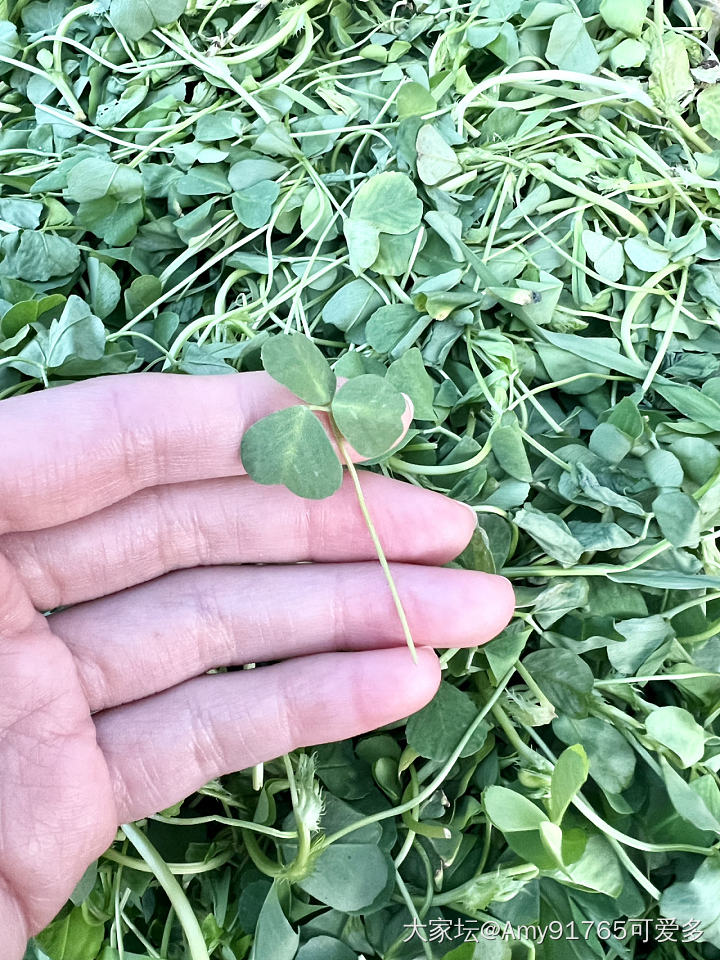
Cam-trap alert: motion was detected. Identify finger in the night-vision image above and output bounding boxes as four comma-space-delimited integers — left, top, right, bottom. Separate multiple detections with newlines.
2, 473, 476, 608
0, 371, 411, 535
50, 564, 515, 711
94, 647, 441, 824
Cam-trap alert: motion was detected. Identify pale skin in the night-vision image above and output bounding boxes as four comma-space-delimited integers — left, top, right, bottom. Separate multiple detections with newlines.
0, 372, 515, 956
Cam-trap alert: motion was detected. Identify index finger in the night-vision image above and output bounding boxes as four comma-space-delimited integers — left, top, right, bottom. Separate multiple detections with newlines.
0, 371, 407, 534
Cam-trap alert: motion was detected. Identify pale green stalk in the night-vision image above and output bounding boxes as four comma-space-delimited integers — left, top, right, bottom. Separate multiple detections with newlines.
121, 823, 210, 960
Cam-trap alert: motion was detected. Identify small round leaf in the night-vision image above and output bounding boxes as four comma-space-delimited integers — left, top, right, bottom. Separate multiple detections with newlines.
349, 172, 423, 236
241, 406, 342, 499
261, 333, 336, 405
331, 374, 406, 458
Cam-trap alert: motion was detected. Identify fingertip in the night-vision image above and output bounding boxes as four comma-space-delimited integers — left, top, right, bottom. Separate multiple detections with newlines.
498, 575, 516, 616
455, 500, 478, 550
481, 575, 516, 643
359, 645, 440, 720
412, 645, 442, 704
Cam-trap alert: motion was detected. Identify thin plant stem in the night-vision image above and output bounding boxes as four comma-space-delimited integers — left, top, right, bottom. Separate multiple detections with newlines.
121, 823, 210, 960
333, 425, 418, 664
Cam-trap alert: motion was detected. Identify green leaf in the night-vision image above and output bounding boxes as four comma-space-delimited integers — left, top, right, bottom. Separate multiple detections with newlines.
1, 296, 63, 338
538, 819, 566, 871
588, 422, 632, 465
321, 279, 383, 335
0, 197, 43, 229
567, 521, 637, 552
241, 406, 343, 499
549, 745, 589, 824
551, 834, 623, 898
485, 622, 531, 680
673, 437, 720, 484
514, 504, 584, 567
250, 883, 299, 960
109, 0, 187, 41
661, 858, 720, 948
491, 416, 532, 481
232, 180, 280, 229
95, 83, 148, 129
301, 187, 334, 241
124, 275, 162, 320
396, 82, 436, 118
228, 159, 286, 190
65, 158, 143, 204
553, 716, 636, 794
607, 396, 644, 438
0, 230, 80, 282
652, 490, 701, 547
406, 681, 490, 760
646, 706, 706, 768
582, 230, 625, 282
657, 382, 720, 429
610, 615, 673, 674
76, 197, 144, 245
488, 22, 519, 64
44, 297, 105, 367
296, 936, 357, 960
295, 795, 391, 911
87, 259, 121, 320
0, 21, 20, 76
522, 649, 594, 718
610, 37, 648, 69
300, 844, 391, 912
649, 30, 693, 113
698, 85, 720, 141
546, 14, 600, 73
350, 172, 423, 235
366, 303, 424, 355
35, 905, 105, 960
344, 219, 380, 275
624, 236, 669, 272
176, 165, 231, 197
415, 125, 461, 186
660, 758, 720, 832
386, 348, 435, 420
644, 448, 683, 487
261, 334, 336, 405
484, 786, 548, 832
331, 374, 406, 458
599, 0, 649, 36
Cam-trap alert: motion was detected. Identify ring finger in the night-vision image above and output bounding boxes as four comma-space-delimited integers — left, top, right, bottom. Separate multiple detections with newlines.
50, 562, 514, 712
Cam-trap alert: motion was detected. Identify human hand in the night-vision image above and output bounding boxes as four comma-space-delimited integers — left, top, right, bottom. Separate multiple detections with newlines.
0, 372, 514, 956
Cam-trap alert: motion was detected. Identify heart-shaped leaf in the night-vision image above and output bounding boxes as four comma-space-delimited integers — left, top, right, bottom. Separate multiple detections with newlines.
261, 333, 336, 405
241, 406, 342, 499
349, 172, 422, 235
331, 374, 406, 458
232, 180, 280, 229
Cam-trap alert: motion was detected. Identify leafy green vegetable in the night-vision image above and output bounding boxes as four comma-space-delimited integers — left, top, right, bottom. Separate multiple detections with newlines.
9, 0, 720, 954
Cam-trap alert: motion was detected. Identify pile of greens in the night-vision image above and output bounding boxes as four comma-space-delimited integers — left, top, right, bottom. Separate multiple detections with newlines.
6, 0, 720, 956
